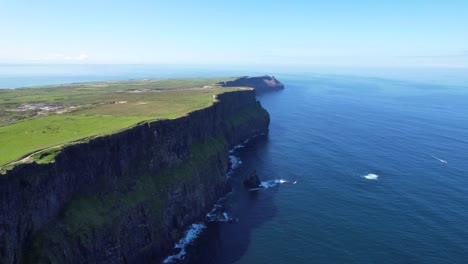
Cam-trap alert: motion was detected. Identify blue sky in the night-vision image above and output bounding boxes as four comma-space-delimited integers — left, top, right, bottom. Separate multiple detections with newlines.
1, 0, 467, 67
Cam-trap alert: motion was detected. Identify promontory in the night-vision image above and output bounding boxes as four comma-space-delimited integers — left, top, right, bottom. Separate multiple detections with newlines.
0, 76, 283, 263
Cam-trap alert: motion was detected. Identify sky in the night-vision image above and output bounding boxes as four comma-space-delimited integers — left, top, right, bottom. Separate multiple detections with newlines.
1, 0, 467, 68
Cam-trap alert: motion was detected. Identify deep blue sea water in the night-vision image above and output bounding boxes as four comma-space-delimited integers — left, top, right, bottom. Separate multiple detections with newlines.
1, 65, 468, 263
189, 74, 468, 264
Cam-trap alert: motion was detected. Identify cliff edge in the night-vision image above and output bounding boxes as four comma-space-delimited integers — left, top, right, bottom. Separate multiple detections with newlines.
0, 88, 270, 263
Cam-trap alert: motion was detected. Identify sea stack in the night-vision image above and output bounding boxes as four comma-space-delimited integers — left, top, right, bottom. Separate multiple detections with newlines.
243, 170, 262, 189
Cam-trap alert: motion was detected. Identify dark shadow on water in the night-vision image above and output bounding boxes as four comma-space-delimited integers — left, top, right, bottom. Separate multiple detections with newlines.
185, 135, 279, 264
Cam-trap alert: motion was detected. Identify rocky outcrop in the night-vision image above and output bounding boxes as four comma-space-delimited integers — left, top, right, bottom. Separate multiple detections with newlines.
220, 75, 284, 93
0, 89, 270, 263
243, 170, 262, 189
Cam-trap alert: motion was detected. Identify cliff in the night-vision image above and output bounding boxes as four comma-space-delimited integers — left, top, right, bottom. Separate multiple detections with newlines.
0, 89, 270, 263
220, 75, 285, 93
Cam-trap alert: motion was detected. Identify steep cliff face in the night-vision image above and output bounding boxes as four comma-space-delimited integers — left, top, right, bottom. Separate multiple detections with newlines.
0, 89, 269, 263
220, 75, 285, 93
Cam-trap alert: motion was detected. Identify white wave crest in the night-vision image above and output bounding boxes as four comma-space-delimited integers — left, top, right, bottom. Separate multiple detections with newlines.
229, 155, 242, 169
206, 204, 223, 222
206, 192, 235, 222
229, 144, 245, 154
163, 223, 206, 263
226, 154, 242, 178
363, 173, 379, 180
207, 207, 236, 222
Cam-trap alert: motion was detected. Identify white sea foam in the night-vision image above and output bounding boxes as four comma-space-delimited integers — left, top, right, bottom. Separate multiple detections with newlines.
229, 155, 242, 169
207, 209, 225, 222
226, 170, 234, 178
242, 133, 261, 145
229, 144, 245, 154
163, 223, 206, 263
206, 203, 222, 219
259, 179, 289, 189
206, 192, 235, 222
226, 154, 242, 178
206, 205, 224, 222
363, 173, 379, 180
230, 134, 263, 154
207, 207, 235, 222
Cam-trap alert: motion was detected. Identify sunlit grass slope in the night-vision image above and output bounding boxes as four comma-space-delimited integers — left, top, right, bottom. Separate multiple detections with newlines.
0, 77, 240, 167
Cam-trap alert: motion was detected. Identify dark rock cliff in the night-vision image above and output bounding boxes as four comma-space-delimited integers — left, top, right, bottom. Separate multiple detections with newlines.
0, 89, 270, 263
220, 75, 285, 93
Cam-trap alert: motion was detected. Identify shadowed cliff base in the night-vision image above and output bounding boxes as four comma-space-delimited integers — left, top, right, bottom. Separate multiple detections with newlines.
184, 136, 280, 264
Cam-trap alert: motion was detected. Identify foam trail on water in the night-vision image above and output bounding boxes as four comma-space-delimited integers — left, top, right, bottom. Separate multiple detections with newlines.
163, 223, 206, 263
363, 173, 379, 180
259, 179, 289, 189
428, 154, 448, 164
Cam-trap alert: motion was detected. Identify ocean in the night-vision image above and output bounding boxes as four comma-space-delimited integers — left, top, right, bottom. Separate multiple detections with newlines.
188, 73, 468, 263
2, 65, 468, 263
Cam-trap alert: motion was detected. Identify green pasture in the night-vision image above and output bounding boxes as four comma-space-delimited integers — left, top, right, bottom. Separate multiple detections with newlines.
0, 77, 243, 168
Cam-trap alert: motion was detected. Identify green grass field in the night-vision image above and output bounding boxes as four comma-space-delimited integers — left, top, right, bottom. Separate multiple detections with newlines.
0, 77, 243, 168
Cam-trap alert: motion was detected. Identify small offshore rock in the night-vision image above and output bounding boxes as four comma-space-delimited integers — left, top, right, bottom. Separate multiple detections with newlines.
243, 170, 262, 189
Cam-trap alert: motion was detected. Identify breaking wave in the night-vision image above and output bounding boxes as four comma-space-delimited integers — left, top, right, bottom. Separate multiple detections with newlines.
207, 209, 236, 223
229, 155, 242, 169
163, 223, 206, 263
363, 173, 379, 180
164, 139, 258, 262
229, 144, 245, 154
259, 179, 289, 189
206, 191, 236, 222
226, 144, 243, 178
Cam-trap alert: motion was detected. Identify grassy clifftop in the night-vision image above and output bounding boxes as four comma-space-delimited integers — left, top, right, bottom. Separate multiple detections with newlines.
0, 77, 243, 168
